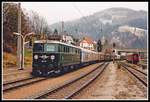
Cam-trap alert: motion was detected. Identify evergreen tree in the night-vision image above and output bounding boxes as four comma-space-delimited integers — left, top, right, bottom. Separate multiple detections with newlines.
113, 42, 116, 48
53, 29, 58, 35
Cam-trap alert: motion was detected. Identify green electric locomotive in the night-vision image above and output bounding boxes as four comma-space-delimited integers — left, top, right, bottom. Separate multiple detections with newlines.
32, 40, 105, 76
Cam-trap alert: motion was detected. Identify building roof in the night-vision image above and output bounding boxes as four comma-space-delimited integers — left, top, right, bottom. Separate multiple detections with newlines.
80, 37, 94, 44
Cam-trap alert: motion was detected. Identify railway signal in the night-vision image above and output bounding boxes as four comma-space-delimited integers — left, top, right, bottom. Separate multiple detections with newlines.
112, 42, 116, 64
97, 39, 102, 52
113, 42, 116, 48
112, 49, 115, 63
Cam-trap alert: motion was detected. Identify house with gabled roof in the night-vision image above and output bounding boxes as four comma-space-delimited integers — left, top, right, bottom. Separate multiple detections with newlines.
79, 36, 95, 51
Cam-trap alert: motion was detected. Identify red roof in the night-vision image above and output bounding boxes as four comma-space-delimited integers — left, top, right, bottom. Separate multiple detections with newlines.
81, 37, 94, 44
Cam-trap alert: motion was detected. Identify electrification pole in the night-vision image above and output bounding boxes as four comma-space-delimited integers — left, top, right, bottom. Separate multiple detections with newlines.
17, 3, 22, 70
62, 21, 64, 34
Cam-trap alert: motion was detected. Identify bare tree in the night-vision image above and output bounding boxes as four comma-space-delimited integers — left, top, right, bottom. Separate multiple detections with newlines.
3, 3, 31, 53
28, 11, 51, 39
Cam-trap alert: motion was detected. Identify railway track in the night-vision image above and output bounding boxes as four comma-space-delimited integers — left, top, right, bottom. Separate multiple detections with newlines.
118, 62, 147, 87
135, 63, 147, 69
27, 62, 109, 99
3, 77, 46, 92
3, 63, 104, 93
122, 62, 147, 76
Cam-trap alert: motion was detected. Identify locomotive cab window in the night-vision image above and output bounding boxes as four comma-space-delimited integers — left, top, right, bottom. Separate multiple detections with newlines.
44, 43, 57, 52
33, 43, 44, 52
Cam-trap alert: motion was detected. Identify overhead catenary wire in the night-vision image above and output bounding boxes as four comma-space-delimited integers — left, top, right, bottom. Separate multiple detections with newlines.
72, 3, 102, 41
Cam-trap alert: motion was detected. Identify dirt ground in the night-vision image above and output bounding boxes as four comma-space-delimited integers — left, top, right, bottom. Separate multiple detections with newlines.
3, 67, 32, 83
3, 63, 101, 99
3, 51, 32, 83
73, 62, 147, 100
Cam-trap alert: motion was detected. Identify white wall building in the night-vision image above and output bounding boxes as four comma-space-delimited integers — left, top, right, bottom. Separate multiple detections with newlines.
79, 37, 95, 51
62, 34, 74, 44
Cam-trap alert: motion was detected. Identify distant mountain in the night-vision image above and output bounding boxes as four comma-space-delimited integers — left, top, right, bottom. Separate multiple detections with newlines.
110, 26, 147, 49
50, 7, 147, 49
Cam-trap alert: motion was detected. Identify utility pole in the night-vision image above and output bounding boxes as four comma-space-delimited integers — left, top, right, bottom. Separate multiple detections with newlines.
100, 23, 104, 51
75, 28, 78, 40
61, 21, 64, 35
75, 29, 78, 35
134, 27, 139, 61
17, 3, 22, 70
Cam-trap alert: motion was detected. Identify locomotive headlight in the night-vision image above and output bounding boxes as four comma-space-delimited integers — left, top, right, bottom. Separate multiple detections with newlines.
34, 55, 38, 59
51, 55, 55, 60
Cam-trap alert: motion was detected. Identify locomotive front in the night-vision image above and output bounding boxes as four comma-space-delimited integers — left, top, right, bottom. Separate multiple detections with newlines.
32, 42, 60, 76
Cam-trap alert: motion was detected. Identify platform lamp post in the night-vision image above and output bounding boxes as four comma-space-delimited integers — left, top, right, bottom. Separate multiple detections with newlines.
13, 32, 35, 70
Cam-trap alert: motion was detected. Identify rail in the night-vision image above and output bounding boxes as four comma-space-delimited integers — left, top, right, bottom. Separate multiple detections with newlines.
26, 62, 108, 99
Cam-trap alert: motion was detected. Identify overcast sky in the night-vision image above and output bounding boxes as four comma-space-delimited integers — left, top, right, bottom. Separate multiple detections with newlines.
17, 2, 148, 25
